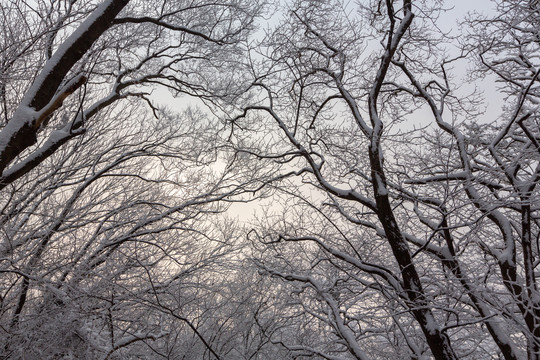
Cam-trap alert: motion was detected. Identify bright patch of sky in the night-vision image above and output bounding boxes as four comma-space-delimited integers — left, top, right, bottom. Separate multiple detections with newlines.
439, 0, 502, 124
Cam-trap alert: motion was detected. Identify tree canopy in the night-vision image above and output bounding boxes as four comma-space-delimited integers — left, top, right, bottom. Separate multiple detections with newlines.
0, 0, 539, 359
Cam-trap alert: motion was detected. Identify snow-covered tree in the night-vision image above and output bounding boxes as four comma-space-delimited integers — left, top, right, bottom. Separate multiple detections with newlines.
234, 0, 540, 359
0, 1, 269, 358
2, 0, 540, 359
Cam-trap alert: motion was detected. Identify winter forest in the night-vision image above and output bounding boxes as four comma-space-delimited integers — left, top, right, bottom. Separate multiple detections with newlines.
0, 0, 539, 359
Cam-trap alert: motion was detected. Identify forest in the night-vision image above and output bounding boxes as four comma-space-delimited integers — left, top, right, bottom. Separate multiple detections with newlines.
0, 0, 539, 359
